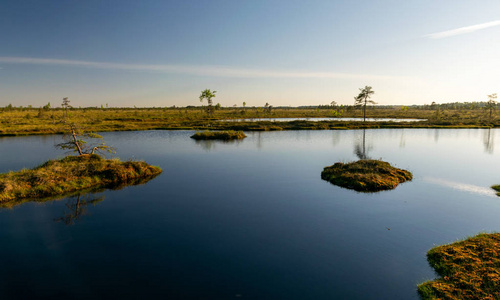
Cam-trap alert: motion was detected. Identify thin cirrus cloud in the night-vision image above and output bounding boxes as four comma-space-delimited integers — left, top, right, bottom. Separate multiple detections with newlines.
0, 56, 402, 81
425, 20, 500, 39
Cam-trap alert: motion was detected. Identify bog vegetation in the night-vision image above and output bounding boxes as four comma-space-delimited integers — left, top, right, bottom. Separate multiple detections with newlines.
0, 154, 162, 207
321, 159, 412, 192
190, 130, 246, 140
418, 233, 500, 300
1, 100, 499, 136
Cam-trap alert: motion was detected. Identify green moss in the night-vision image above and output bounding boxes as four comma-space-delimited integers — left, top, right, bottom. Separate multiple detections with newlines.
0, 154, 162, 205
190, 130, 247, 140
321, 159, 412, 192
418, 233, 500, 300
491, 185, 500, 196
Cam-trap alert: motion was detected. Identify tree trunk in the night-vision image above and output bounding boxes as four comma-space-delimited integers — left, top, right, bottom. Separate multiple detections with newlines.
72, 129, 83, 156
363, 96, 367, 122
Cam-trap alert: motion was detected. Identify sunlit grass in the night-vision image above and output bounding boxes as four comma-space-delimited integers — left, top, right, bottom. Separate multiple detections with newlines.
418, 233, 500, 300
321, 159, 412, 192
0, 106, 497, 136
0, 154, 162, 205
190, 130, 246, 140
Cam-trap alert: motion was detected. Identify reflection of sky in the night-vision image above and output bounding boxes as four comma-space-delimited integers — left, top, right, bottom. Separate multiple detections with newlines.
2, 128, 500, 299
423, 177, 496, 198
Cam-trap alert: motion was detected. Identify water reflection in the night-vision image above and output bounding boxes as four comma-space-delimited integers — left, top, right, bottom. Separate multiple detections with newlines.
54, 193, 104, 225
194, 139, 244, 152
353, 129, 372, 159
424, 177, 496, 197
399, 130, 406, 148
483, 128, 494, 154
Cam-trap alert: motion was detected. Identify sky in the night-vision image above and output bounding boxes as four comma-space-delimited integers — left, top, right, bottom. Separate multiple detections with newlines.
0, 0, 499, 108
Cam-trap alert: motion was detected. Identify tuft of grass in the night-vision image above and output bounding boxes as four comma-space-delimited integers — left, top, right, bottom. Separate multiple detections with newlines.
418, 233, 500, 300
321, 159, 412, 192
190, 130, 247, 140
491, 185, 500, 196
0, 154, 162, 205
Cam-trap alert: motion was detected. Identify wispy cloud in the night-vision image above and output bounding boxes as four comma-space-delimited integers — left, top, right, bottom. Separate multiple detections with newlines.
0, 56, 400, 81
425, 20, 500, 39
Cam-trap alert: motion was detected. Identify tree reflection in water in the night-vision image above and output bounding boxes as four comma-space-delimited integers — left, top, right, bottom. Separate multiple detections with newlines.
54, 193, 104, 225
353, 129, 372, 160
483, 128, 494, 154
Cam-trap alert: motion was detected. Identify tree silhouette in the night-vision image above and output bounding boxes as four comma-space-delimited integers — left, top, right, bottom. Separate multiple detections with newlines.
354, 86, 376, 122
486, 93, 497, 120
199, 89, 217, 117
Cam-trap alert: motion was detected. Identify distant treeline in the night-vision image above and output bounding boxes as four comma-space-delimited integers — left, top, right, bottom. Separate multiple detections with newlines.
2, 101, 499, 112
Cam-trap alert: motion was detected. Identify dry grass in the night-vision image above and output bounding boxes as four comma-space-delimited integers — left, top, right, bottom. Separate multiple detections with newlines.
418, 233, 500, 300
321, 159, 412, 192
0, 154, 162, 205
190, 130, 247, 140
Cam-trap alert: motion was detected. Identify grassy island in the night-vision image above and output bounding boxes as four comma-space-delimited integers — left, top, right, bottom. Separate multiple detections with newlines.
0, 154, 162, 205
491, 185, 500, 196
321, 159, 412, 192
190, 130, 247, 140
418, 233, 500, 300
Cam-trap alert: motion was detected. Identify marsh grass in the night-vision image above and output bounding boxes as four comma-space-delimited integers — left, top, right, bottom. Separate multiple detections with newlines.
190, 130, 247, 140
0, 107, 498, 137
491, 185, 500, 196
321, 159, 412, 192
418, 233, 500, 300
0, 154, 162, 205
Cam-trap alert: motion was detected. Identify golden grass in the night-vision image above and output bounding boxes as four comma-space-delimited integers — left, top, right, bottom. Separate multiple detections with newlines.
321, 159, 412, 192
190, 130, 247, 140
0, 154, 162, 205
0, 106, 498, 136
418, 233, 500, 300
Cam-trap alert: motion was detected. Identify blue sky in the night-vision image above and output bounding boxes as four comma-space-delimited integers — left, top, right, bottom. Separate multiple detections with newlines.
1, 0, 499, 107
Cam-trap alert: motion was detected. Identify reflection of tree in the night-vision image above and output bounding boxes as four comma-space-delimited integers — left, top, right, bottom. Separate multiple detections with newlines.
434, 129, 439, 143
483, 128, 494, 154
332, 131, 341, 146
399, 130, 406, 148
256, 132, 263, 149
54, 193, 104, 225
195, 140, 216, 151
354, 129, 372, 159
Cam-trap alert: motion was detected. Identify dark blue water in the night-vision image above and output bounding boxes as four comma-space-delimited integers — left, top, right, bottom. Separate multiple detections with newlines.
1, 129, 499, 299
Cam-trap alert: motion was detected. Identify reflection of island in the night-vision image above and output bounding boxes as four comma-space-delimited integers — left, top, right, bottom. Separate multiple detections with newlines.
54, 193, 104, 225
483, 128, 494, 154
194, 139, 244, 152
353, 129, 372, 159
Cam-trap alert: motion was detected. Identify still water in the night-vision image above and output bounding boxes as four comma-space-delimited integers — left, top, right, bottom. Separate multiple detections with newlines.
0, 129, 499, 299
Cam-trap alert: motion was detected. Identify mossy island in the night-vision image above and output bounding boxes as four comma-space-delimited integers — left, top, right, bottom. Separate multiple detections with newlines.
0, 154, 162, 205
321, 159, 412, 192
190, 130, 247, 141
491, 185, 500, 196
418, 233, 500, 300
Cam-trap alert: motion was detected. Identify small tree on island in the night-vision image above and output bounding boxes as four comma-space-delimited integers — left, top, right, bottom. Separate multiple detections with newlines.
56, 124, 115, 156
199, 89, 216, 117
486, 93, 497, 120
354, 86, 376, 122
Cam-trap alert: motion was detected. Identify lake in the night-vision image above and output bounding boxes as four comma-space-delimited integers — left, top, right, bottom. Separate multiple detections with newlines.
0, 129, 499, 299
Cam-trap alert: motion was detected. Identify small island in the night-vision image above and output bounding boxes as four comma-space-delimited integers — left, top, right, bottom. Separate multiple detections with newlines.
418, 233, 500, 300
0, 154, 162, 205
190, 130, 247, 141
491, 185, 500, 196
321, 159, 412, 192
